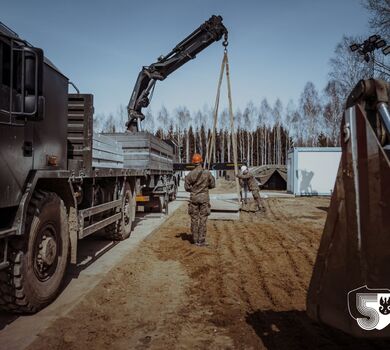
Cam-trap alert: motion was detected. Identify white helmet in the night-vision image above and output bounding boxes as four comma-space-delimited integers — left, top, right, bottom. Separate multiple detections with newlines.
240, 165, 248, 173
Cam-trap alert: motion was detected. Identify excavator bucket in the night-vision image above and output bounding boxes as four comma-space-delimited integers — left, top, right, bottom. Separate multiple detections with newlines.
307, 79, 390, 337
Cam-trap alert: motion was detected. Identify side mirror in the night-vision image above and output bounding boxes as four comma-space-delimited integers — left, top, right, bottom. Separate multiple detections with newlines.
13, 46, 45, 120
22, 47, 45, 120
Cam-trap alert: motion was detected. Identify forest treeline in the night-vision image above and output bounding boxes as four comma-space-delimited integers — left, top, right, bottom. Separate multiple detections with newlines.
94, 0, 389, 166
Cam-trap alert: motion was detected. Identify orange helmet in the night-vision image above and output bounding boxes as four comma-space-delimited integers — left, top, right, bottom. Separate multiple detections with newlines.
192, 153, 203, 164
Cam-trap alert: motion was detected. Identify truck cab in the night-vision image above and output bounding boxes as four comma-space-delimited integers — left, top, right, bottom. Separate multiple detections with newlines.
0, 22, 68, 225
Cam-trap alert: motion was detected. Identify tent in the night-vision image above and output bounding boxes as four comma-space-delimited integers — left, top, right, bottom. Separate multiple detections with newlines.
250, 165, 287, 190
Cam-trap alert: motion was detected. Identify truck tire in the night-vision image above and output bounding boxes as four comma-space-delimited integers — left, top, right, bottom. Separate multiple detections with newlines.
105, 185, 134, 241
0, 190, 69, 313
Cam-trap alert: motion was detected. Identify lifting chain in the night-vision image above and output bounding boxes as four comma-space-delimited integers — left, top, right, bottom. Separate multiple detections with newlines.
205, 39, 241, 205
222, 33, 228, 48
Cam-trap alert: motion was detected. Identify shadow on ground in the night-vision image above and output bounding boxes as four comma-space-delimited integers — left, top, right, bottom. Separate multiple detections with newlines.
175, 232, 193, 244
246, 310, 389, 350
316, 206, 329, 212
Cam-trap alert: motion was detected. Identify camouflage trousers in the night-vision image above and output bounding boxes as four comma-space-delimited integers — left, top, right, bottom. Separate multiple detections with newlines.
188, 202, 210, 243
252, 190, 265, 211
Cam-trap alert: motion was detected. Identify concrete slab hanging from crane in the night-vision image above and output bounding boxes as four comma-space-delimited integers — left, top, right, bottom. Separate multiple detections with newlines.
209, 198, 240, 220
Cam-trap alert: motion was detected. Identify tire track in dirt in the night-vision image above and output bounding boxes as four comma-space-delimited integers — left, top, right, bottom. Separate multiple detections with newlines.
238, 199, 320, 305
208, 221, 228, 306
225, 220, 276, 308
256, 221, 314, 293
263, 198, 320, 267
264, 198, 278, 221
268, 197, 290, 221
277, 226, 320, 268
242, 197, 334, 313
240, 222, 307, 305
216, 221, 258, 310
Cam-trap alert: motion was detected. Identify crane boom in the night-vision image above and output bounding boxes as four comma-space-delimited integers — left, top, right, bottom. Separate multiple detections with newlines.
126, 15, 228, 131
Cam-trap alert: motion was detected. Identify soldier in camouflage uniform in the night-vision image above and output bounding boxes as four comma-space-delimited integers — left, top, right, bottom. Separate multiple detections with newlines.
184, 153, 216, 246
237, 166, 265, 212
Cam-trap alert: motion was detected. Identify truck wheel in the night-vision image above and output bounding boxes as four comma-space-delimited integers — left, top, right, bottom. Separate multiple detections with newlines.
105, 185, 134, 241
0, 190, 69, 313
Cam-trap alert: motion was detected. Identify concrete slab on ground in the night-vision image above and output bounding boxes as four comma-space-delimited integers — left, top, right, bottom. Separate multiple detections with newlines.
211, 191, 293, 201
210, 198, 240, 212
209, 211, 240, 220
209, 197, 240, 221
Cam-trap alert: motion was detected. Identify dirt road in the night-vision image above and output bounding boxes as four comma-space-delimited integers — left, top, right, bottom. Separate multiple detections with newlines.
25, 196, 388, 349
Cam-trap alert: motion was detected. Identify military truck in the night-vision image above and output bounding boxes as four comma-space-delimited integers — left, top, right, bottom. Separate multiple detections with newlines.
0, 16, 228, 312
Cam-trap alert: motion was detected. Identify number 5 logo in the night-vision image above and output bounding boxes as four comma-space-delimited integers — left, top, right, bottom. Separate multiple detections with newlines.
348, 285, 390, 331
355, 293, 379, 330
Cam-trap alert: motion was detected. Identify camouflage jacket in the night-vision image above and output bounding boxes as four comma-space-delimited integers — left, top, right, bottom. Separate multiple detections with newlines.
184, 165, 216, 203
237, 172, 259, 192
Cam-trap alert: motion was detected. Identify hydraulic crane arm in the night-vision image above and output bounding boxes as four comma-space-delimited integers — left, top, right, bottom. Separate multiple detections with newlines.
126, 15, 228, 131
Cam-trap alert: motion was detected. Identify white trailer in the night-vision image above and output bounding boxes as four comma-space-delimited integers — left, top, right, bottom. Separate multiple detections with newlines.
287, 147, 341, 196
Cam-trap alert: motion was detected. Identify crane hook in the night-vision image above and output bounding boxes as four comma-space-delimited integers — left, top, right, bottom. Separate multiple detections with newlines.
222, 33, 228, 48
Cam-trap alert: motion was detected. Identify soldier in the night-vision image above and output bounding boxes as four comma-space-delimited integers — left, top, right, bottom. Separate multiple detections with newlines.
237, 165, 265, 212
184, 153, 216, 246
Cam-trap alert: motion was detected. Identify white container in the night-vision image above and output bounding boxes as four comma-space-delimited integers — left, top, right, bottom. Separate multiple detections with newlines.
287, 147, 341, 196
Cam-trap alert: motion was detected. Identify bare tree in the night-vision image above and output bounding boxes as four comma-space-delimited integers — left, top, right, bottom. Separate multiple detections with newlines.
102, 113, 116, 133
323, 81, 344, 146
157, 106, 169, 138
219, 109, 229, 163
143, 108, 155, 133
329, 36, 372, 100
285, 100, 296, 152
187, 126, 195, 160
116, 104, 127, 132
364, 0, 390, 37
194, 109, 208, 158
258, 99, 271, 126
175, 106, 191, 162
258, 99, 271, 164
291, 109, 304, 145
299, 82, 322, 147
273, 99, 283, 164
93, 113, 105, 133
234, 108, 243, 129
243, 102, 255, 165
234, 109, 244, 160
202, 104, 213, 130
193, 110, 206, 129
200, 125, 207, 160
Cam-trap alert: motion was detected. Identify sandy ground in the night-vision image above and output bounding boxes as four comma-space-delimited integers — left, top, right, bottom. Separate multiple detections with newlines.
24, 194, 388, 349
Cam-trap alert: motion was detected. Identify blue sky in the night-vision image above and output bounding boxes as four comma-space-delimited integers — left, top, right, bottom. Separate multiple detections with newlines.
2, 0, 370, 117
